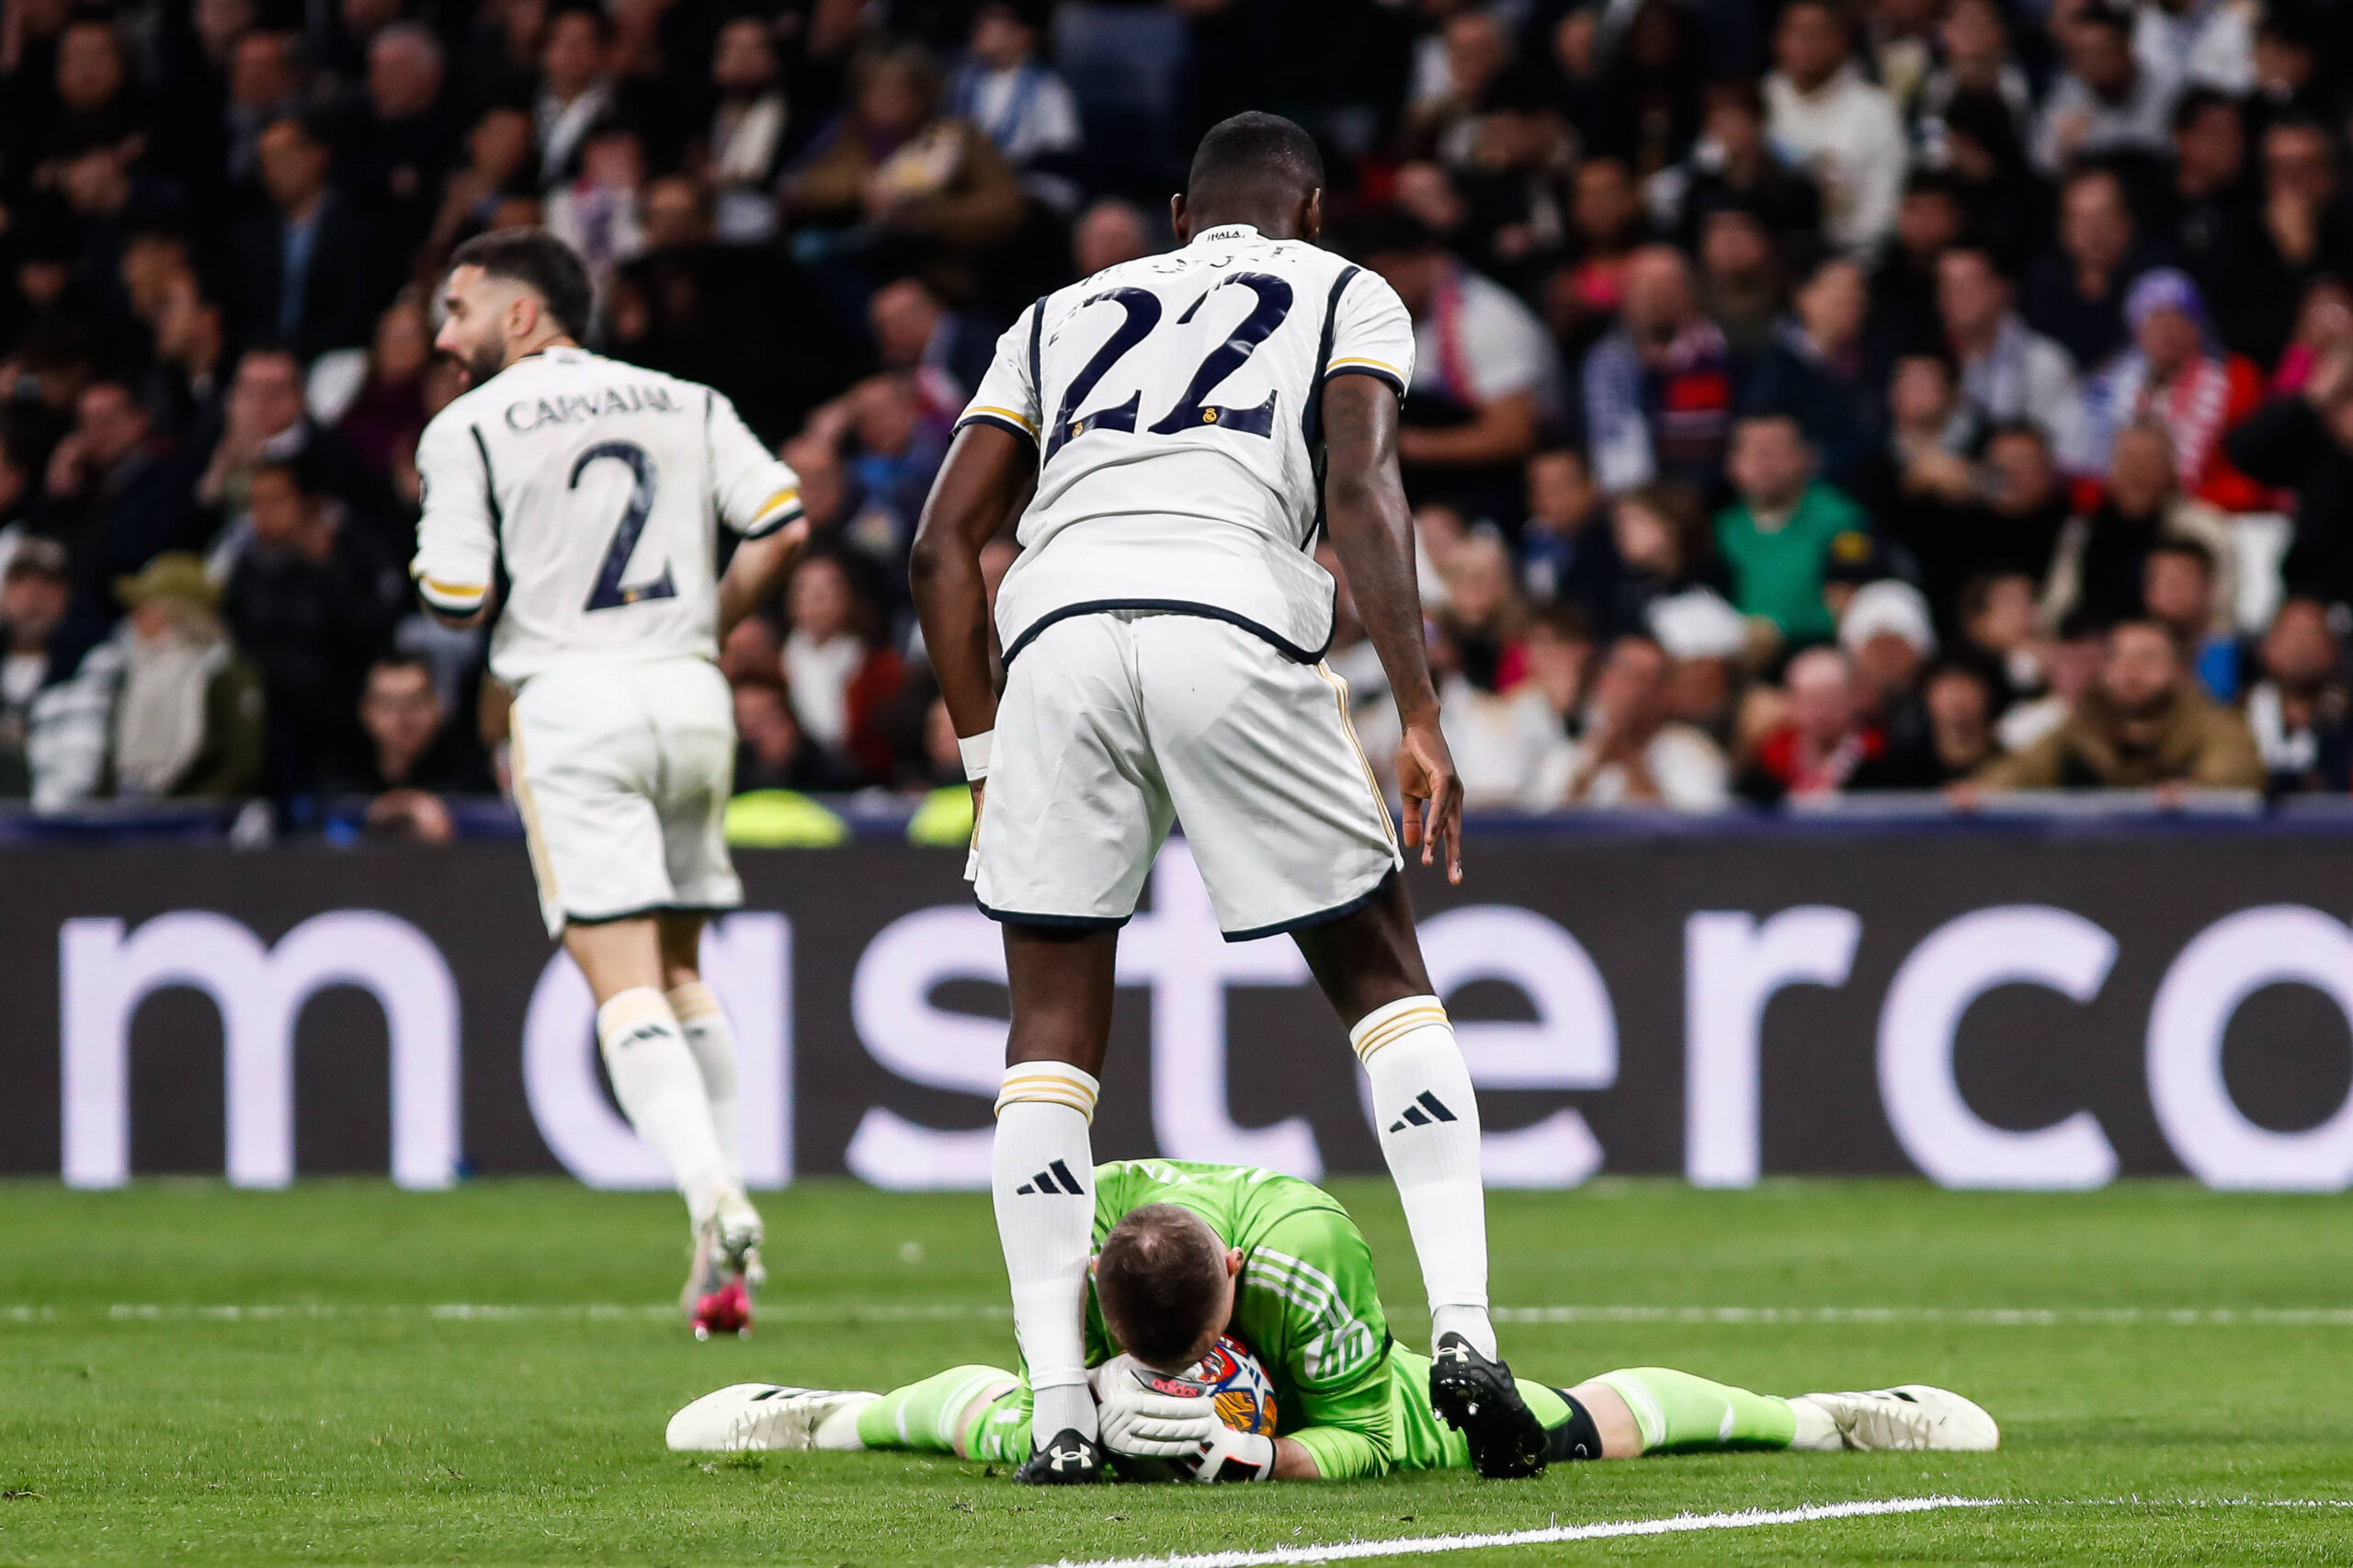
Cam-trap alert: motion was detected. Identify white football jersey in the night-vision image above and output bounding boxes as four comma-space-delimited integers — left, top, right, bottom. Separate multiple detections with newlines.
958, 223, 1415, 664
411, 346, 801, 684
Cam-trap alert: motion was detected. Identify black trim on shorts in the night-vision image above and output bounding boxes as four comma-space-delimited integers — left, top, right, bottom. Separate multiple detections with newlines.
1218, 869, 1395, 945
1000, 600, 1331, 668
1547, 1392, 1604, 1463
974, 896, 1132, 933
563, 903, 739, 928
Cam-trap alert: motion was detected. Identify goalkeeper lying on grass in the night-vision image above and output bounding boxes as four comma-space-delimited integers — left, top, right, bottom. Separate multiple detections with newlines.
668, 1160, 1996, 1480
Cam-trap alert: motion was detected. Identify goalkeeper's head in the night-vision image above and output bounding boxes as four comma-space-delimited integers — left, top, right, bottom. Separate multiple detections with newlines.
1093, 1204, 1245, 1374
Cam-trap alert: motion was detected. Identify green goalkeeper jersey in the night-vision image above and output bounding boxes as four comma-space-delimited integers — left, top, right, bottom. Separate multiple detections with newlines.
1077, 1159, 1397, 1479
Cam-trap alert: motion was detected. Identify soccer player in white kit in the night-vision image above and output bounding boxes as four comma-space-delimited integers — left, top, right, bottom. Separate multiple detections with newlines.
909, 115, 1545, 1483
411, 230, 809, 1338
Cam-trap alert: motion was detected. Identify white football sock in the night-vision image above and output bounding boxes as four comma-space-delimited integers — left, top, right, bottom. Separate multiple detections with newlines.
666, 983, 742, 1186
993, 1060, 1101, 1447
1785, 1395, 1843, 1451
598, 988, 730, 1229
813, 1394, 881, 1450
1352, 996, 1496, 1359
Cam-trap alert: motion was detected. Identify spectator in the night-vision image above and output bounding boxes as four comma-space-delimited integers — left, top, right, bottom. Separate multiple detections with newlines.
869, 276, 995, 416
2141, 538, 2241, 701
422, 105, 540, 271
733, 675, 858, 793
544, 119, 647, 290
1361, 215, 1556, 511
335, 653, 493, 794
2165, 90, 2255, 347
143, 270, 230, 450
1838, 577, 1939, 781
1072, 199, 1153, 278
1714, 412, 1866, 645
1436, 532, 1530, 693
1956, 567, 2048, 703
2031, 1, 2177, 176
39, 379, 199, 635
2227, 341, 2353, 609
2062, 268, 2263, 508
1646, 77, 1822, 250
534, 6, 617, 192
784, 42, 1026, 270
1740, 644, 1900, 799
1563, 632, 1730, 809
703, 17, 792, 244
35, 552, 264, 805
0, 539, 81, 796
1922, 660, 2004, 782
1649, 585, 1753, 742
339, 22, 456, 252
1999, 609, 2111, 753
1583, 244, 1737, 495
1976, 619, 2262, 790
1745, 253, 1880, 491
2022, 165, 2149, 371
1692, 200, 1783, 356
1764, 0, 1907, 254
946, 0, 1082, 214
1518, 448, 1620, 618
1608, 480, 1726, 639
1938, 246, 2075, 446
1430, 621, 1572, 811
780, 551, 904, 784
195, 346, 394, 556
228, 112, 392, 362
2044, 423, 2235, 631
2233, 116, 2353, 369
2245, 597, 2352, 793
806, 374, 950, 569
1916, 0, 2033, 161
221, 455, 403, 794
218, 29, 303, 194
335, 294, 434, 499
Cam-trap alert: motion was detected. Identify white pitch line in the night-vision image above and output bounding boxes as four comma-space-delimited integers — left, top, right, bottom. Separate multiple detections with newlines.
13, 1302, 2352, 1328
1024, 1495, 2006, 1568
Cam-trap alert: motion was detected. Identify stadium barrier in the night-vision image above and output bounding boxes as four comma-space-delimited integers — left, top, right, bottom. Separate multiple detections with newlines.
5, 825, 2351, 1192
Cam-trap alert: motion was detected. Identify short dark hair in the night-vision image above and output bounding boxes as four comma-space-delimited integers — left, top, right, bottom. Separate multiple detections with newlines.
2148, 536, 2217, 576
1094, 1205, 1228, 1369
1188, 111, 1324, 207
2170, 85, 2239, 137
449, 228, 595, 340
369, 653, 436, 687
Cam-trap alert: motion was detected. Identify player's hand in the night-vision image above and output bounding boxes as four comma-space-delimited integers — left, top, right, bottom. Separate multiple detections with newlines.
1395, 718, 1463, 884
1177, 1426, 1276, 1483
1096, 1357, 1223, 1456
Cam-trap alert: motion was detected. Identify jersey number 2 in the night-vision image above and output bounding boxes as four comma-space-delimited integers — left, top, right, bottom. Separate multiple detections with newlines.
574, 441, 677, 612
1049, 273, 1294, 458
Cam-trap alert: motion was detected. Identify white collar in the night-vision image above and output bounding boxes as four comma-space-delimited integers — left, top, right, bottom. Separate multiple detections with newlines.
1190, 223, 1263, 247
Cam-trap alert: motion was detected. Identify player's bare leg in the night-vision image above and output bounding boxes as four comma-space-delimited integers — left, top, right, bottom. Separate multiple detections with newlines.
995, 926, 1117, 1483
1292, 873, 1546, 1478
566, 916, 758, 1337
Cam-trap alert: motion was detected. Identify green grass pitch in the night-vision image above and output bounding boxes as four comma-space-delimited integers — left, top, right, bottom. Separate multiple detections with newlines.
3, 1179, 2350, 1565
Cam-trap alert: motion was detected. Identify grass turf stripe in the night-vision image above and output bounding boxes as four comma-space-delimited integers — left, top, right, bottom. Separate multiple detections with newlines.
1022, 1496, 2006, 1568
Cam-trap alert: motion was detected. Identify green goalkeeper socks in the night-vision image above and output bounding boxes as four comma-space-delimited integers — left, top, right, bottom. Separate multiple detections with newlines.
853, 1366, 1022, 1456
1586, 1368, 1798, 1454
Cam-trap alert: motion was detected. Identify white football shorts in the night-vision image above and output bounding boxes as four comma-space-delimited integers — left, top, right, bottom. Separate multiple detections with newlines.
508, 655, 743, 937
975, 609, 1403, 940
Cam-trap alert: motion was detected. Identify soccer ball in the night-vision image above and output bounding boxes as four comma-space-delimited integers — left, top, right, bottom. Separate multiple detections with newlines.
1107, 1335, 1279, 1483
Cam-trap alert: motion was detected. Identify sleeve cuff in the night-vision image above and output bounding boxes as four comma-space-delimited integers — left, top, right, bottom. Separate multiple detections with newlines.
741, 494, 806, 540
1322, 363, 1408, 400
415, 574, 488, 614
956, 409, 1041, 445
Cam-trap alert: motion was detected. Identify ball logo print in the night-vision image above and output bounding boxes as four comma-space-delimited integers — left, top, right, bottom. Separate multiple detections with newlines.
1110, 1335, 1279, 1483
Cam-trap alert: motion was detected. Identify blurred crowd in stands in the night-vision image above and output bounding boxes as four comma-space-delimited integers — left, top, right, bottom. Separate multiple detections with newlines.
4, 0, 2353, 838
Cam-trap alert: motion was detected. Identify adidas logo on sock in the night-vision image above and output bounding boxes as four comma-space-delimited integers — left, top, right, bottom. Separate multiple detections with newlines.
1387, 1091, 1459, 1132
1014, 1159, 1086, 1196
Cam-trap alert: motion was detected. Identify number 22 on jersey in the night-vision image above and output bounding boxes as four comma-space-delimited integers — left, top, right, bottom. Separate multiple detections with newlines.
1046, 273, 1295, 461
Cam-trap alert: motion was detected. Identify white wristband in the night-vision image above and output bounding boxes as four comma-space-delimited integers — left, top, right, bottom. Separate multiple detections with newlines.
957, 729, 994, 781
